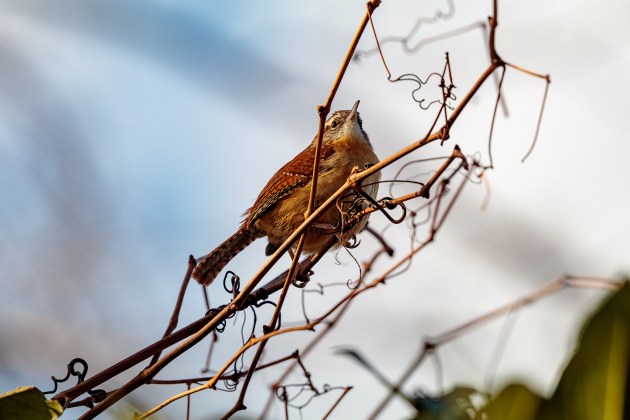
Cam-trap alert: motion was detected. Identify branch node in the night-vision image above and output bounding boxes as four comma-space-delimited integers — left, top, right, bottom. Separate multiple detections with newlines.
367, 0, 381, 13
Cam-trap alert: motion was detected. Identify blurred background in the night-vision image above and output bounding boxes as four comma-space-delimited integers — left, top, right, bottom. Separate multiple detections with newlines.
1, 0, 629, 418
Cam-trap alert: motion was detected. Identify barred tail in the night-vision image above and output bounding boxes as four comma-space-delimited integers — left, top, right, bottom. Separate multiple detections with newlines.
193, 227, 260, 286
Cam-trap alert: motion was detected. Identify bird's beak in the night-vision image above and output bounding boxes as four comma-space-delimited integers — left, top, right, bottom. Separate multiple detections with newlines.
348, 100, 360, 122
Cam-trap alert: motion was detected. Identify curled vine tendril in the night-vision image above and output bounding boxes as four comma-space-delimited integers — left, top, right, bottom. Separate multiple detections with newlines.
223, 270, 241, 299
44, 358, 107, 407
44, 358, 89, 395
356, 190, 407, 225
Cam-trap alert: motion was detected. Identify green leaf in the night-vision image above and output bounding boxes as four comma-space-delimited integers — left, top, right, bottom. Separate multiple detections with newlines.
479, 383, 542, 420
0, 386, 63, 420
481, 280, 630, 420
537, 281, 630, 420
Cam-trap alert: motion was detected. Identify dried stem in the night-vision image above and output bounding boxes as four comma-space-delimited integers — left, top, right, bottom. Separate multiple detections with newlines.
149, 255, 196, 366
322, 386, 353, 419
368, 276, 621, 417
259, 163, 475, 418
52, 0, 556, 418
487, 66, 506, 168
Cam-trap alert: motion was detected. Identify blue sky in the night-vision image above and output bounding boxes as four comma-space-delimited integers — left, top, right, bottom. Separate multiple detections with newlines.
1, 0, 629, 418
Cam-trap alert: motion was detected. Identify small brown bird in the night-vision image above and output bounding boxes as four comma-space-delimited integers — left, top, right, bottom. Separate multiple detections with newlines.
193, 100, 380, 286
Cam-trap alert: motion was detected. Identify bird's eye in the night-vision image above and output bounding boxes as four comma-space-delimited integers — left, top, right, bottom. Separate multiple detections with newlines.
331, 121, 338, 128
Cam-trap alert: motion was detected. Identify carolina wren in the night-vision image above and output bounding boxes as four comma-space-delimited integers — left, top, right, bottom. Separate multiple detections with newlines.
193, 100, 380, 286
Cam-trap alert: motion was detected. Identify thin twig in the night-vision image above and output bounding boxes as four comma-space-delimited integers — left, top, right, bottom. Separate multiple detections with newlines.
368, 276, 620, 417
521, 73, 551, 163
55, 0, 555, 417
149, 256, 196, 366
322, 386, 353, 419
261, 165, 474, 418
487, 66, 507, 169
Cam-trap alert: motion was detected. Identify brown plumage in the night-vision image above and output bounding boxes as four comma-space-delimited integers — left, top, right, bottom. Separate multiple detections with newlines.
193, 100, 380, 285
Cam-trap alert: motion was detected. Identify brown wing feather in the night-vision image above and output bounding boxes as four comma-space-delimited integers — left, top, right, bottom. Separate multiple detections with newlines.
246, 143, 334, 227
